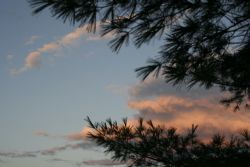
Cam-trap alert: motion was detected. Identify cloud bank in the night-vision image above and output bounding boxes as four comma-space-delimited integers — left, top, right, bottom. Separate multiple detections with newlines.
127, 78, 250, 137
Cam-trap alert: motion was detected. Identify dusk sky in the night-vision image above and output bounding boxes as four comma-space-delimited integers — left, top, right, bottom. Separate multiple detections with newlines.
1, 1, 250, 167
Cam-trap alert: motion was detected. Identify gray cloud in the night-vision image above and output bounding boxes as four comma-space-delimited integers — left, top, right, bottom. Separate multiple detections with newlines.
33, 131, 50, 137
47, 158, 70, 162
0, 141, 96, 159
38, 142, 96, 156
47, 158, 124, 167
129, 77, 220, 100
46, 158, 80, 166
78, 159, 125, 166
47, 158, 74, 164
0, 152, 37, 158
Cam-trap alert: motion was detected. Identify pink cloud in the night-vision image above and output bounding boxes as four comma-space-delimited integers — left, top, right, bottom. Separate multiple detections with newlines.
38, 42, 60, 53
11, 23, 112, 75
60, 27, 88, 45
128, 96, 202, 113
25, 51, 41, 68
128, 95, 250, 138
10, 51, 41, 74
66, 128, 91, 141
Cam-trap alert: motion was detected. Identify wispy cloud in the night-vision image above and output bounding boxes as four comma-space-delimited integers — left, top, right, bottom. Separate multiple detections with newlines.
0, 141, 95, 159
33, 128, 90, 141
25, 35, 40, 45
128, 96, 218, 114
47, 158, 77, 166
78, 159, 125, 166
60, 27, 89, 45
11, 24, 113, 75
33, 131, 50, 137
10, 51, 42, 75
47, 158, 71, 162
39, 142, 95, 156
65, 128, 90, 141
0, 152, 37, 158
39, 143, 76, 156
48, 158, 125, 167
47, 158, 83, 166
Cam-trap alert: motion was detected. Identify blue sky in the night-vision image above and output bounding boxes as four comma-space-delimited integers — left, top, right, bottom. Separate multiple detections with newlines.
0, 1, 162, 166
1, 1, 250, 167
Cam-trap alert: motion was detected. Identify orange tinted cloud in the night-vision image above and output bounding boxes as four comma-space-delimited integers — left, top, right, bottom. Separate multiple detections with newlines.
128, 96, 215, 113
38, 42, 60, 53
25, 51, 41, 68
128, 95, 250, 137
126, 77, 250, 138
66, 127, 93, 141
10, 51, 41, 75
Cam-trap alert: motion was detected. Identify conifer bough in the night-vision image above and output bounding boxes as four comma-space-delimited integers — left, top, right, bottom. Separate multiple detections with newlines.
28, 0, 250, 109
85, 117, 250, 167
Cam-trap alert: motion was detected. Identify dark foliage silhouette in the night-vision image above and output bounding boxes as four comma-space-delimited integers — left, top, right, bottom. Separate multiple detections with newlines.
27, 1, 250, 165
28, 0, 250, 108
86, 117, 250, 167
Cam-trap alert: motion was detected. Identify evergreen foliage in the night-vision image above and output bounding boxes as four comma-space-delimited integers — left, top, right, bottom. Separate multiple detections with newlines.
27, 1, 250, 165
86, 117, 250, 167
28, 0, 250, 108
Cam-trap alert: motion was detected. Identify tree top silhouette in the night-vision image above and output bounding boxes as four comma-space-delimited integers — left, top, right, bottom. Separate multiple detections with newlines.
86, 117, 250, 167
28, 0, 250, 108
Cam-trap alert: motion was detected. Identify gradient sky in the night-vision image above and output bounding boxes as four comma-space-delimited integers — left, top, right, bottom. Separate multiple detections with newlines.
0, 1, 157, 166
1, 1, 250, 167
